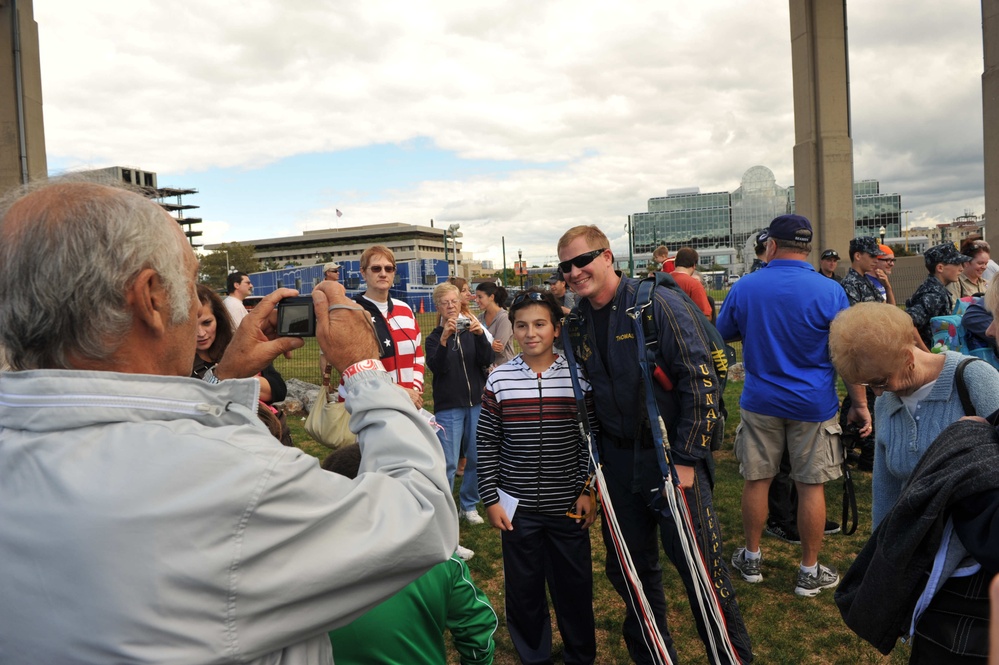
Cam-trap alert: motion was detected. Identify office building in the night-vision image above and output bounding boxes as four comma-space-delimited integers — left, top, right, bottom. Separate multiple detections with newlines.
79, 166, 204, 247
632, 166, 903, 274
210, 222, 463, 311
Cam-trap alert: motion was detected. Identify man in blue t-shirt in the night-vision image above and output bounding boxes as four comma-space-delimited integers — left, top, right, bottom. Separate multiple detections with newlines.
717, 214, 850, 598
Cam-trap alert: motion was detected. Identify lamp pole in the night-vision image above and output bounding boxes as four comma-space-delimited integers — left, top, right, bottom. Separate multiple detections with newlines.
901, 210, 913, 252
443, 230, 449, 276
502, 237, 507, 287
518, 249, 524, 289
625, 215, 634, 276
448, 224, 460, 279
879, 225, 886, 245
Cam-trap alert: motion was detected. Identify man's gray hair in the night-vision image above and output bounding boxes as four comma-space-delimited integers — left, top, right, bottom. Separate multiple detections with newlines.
773, 238, 812, 255
0, 181, 192, 370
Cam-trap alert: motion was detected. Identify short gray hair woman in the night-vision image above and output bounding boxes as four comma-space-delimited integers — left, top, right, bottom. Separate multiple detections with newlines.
829, 302, 999, 528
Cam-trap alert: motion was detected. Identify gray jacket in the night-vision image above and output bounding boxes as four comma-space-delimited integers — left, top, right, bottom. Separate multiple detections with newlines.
0, 368, 457, 664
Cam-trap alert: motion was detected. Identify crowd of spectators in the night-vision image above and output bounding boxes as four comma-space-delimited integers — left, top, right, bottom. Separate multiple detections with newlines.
7, 180, 999, 664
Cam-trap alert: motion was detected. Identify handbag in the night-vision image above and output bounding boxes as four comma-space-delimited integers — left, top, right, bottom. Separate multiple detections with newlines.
304, 365, 358, 450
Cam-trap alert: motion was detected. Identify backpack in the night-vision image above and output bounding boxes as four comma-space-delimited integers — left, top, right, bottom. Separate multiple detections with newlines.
929, 315, 968, 355
633, 272, 736, 450
930, 297, 999, 370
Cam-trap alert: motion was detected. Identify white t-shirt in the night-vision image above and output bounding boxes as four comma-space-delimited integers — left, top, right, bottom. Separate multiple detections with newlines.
223, 295, 248, 328
983, 259, 999, 285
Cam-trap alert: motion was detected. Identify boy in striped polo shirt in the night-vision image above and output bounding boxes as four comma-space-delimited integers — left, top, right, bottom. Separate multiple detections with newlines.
477, 288, 597, 664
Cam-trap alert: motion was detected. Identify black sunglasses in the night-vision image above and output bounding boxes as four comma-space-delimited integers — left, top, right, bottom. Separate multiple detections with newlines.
511, 291, 546, 307
368, 265, 396, 273
558, 248, 606, 274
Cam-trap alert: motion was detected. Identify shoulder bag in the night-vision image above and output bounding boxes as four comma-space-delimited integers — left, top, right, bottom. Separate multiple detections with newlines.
304, 364, 358, 450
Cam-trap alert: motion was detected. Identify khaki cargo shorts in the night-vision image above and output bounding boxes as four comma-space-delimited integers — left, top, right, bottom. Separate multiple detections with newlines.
734, 408, 843, 484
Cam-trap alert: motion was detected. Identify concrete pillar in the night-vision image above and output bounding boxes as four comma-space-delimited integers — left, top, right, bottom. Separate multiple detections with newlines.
984, 1, 999, 244
789, 0, 855, 263
0, 0, 47, 194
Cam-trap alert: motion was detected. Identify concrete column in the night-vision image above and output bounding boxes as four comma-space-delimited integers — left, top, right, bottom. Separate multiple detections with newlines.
0, 0, 47, 195
984, 1, 999, 244
789, 0, 855, 262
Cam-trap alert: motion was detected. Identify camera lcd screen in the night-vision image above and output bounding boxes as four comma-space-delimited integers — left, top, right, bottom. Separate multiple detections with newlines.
278, 303, 315, 336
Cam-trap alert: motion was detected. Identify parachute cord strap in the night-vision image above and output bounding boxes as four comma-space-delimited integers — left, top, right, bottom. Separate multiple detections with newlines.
595, 465, 673, 665
626, 291, 677, 484
561, 320, 599, 471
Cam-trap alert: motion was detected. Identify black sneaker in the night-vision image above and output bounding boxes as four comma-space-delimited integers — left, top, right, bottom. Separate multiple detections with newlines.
824, 520, 841, 535
764, 521, 801, 544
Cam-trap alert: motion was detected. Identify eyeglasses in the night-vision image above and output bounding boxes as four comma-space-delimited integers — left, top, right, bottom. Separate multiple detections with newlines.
879, 258, 896, 265
511, 291, 546, 307
367, 265, 396, 273
439, 299, 460, 308
858, 378, 890, 390
558, 248, 606, 274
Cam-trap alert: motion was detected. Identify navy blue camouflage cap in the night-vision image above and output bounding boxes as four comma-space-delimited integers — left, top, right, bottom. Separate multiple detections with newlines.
767, 214, 813, 243
849, 236, 884, 258
924, 243, 972, 271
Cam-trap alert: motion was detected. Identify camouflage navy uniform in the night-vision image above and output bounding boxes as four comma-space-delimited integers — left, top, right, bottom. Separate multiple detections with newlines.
906, 276, 954, 348
840, 268, 882, 306
906, 243, 971, 348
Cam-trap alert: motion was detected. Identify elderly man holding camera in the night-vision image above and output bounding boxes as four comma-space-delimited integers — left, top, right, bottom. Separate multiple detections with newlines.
0, 180, 457, 664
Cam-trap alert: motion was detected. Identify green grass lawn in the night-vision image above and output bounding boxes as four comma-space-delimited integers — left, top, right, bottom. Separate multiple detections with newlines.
281, 350, 908, 665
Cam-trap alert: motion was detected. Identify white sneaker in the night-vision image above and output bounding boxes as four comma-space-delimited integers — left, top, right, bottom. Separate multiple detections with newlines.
461, 509, 484, 525
456, 545, 475, 561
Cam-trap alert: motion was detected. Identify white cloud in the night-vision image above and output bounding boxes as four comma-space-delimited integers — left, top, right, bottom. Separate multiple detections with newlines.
34, 0, 987, 265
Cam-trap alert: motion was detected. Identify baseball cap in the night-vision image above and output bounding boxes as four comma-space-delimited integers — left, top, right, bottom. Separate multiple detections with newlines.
924, 243, 971, 271
820, 249, 840, 260
767, 215, 813, 244
324, 262, 341, 272
849, 237, 884, 258
546, 271, 565, 285
753, 229, 770, 253
878, 244, 894, 259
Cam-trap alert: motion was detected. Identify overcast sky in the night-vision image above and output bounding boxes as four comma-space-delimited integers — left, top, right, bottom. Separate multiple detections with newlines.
35, 1, 986, 267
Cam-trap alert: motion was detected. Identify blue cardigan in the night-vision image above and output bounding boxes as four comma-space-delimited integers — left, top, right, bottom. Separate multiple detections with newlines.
872, 351, 999, 528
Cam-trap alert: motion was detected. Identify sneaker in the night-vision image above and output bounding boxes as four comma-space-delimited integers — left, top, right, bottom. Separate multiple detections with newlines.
456, 545, 475, 561
794, 563, 839, 597
824, 520, 841, 535
731, 548, 763, 583
461, 509, 484, 525
764, 521, 801, 544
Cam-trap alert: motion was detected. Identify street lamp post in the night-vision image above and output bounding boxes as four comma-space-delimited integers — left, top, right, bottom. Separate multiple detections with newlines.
901, 210, 913, 252
879, 225, 886, 245
518, 249, 524, 289
625, 216, 634, 276
448, 224, 460, 279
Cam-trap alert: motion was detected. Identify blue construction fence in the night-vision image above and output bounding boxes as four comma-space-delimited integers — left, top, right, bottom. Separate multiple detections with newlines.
249, 258, 452, 313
